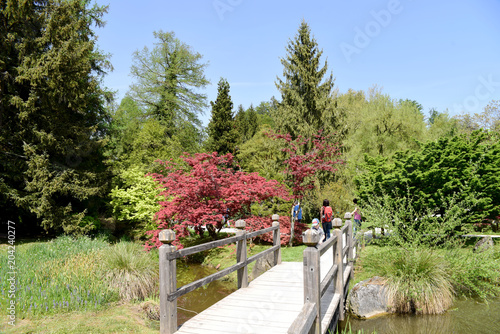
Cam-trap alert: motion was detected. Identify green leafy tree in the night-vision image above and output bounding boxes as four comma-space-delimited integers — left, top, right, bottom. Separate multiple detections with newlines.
355, 130, 500, 230
454, 100, 500, 134
128, 30, 209, 141
274, 20, 344, 142
255, 100, 276, 129
206, 78, 238, 154
0, 0, 111, 233
344, 88, 426, 161
234, 104, 259, 144
426, 110, 458, 141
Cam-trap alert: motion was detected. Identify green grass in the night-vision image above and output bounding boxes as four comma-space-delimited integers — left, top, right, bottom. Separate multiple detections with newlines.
2, 302, 159, 334
0, 235, 116, 319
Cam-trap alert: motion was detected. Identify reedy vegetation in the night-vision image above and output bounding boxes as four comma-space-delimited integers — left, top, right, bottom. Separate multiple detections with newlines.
356, 190, 500, 314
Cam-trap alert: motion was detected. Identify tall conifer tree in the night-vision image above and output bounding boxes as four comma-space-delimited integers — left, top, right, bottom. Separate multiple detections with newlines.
0, 0, 111, 233
206, 78, 238, 155
274, 21, 344, 142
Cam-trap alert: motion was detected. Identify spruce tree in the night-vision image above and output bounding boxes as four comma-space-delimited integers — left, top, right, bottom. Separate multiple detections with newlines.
246, 104, 259, 140
206, 78, 238, 155
274, 20, 343, 141
0, 0, 111, 233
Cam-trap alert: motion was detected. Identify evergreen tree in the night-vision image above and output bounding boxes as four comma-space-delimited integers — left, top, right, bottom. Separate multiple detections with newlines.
206, 78, 238, 155
246, 104, 259, 140
0, 0, 111, 233
129, 30, 209, 142
234, 104, 248, 143
274, 20, 343, 141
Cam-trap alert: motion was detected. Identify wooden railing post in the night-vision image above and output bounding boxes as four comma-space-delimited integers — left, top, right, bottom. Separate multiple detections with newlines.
344, 212, 354, 271
333, 226, 345, 321
272, 214, 282, 265
235, 219, 248, 289
302, 229, 321, 334
159, 229, 177, 334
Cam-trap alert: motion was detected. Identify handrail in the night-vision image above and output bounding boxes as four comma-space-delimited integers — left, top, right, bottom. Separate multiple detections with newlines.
159, 214, 282, 334
296, 217, 355, 334
318, 234, 337, 256
287, 302, 318, 334
166, 234, 246, 260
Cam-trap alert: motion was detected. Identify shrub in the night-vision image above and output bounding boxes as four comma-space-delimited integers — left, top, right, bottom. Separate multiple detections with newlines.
103, 242, 158, 301
244, 215, 307, 246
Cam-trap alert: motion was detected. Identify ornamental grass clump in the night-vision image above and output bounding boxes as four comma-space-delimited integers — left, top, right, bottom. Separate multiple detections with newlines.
381, 248, 454, 314
103, 242, 158, 301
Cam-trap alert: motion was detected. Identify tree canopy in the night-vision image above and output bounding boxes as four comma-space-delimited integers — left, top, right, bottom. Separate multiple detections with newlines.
0, 0, 111, 233
205, 78, 238, 155
355, 130, 500, 226
128, 30, 209, 139
274, 20, 344, 142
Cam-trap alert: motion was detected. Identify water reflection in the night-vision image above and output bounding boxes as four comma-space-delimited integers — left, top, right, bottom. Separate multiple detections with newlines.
176, 263, 237, 324
340, 298, 500, 334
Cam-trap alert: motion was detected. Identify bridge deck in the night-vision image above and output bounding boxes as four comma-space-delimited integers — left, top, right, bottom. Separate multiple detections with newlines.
176, 250, 351, 334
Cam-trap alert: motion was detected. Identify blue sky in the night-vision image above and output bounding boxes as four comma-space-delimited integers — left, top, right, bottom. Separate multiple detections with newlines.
94, 0, 500, 126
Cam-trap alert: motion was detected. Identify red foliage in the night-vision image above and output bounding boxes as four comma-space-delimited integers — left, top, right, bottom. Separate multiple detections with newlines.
145, 152, 292, 250
266, 130, 343, 200
244, 215, 307, 246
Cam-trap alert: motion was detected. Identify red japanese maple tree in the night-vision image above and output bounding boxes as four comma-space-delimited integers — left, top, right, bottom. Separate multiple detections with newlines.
266, 130, 343, 245
267, 130, 343, 200
145, 152, 292, 250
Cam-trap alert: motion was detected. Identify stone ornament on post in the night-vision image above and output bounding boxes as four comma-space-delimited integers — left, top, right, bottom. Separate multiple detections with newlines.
159, 229, 177, 334
333, 217, 343, 228
302, 228, 320, 247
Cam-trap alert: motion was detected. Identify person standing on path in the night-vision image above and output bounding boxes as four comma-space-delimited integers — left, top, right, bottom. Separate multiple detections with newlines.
320, 199, 333, 241
351, 198, 362, 234
291, 200, 302, 224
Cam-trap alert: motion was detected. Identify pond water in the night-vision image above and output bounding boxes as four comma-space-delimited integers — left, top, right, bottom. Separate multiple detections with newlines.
176, 262, 236, 325
339, 298, 500, 334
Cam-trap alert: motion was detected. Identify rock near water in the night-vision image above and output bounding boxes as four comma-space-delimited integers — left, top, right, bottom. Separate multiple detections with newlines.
347, 276, 390, 319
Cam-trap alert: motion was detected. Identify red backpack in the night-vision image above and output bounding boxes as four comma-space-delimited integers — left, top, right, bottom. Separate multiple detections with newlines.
323, 206, 333, 223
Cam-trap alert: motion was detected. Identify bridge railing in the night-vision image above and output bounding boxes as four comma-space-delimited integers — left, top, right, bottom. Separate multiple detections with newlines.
288, 215, 355, 334
158, 214, 282, 334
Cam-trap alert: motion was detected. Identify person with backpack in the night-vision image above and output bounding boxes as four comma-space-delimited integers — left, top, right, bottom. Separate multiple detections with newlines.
320, 199, 333, 241
291, 200, 302, 223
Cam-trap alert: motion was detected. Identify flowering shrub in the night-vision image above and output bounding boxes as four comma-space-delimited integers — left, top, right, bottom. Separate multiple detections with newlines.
244, 215, 307, 246
145, 152, 292, 250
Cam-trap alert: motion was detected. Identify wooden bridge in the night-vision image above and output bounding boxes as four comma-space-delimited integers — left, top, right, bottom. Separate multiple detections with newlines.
158, 214, 356, 334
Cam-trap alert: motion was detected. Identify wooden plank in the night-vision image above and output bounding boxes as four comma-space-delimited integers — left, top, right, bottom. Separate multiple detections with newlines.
246, 225, 278, 239
320, 264, 337, 297
318, 234, 337, 256
167, 234, 245, 260
247, 245, 280, 265
168, 261, 247, 301
287, 302, 317, 334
